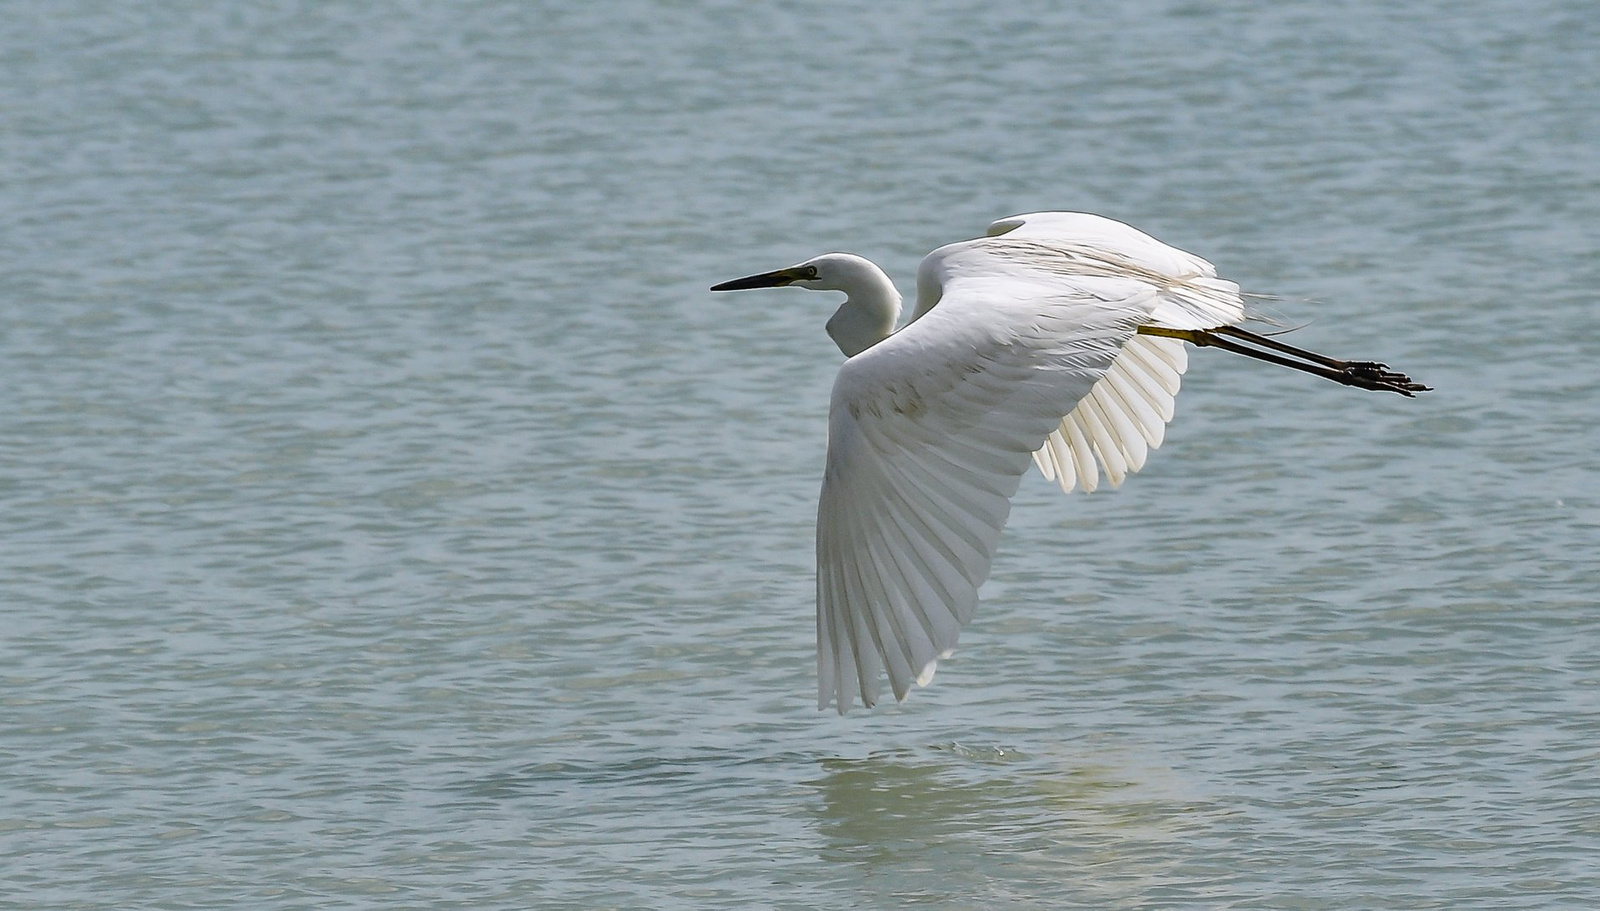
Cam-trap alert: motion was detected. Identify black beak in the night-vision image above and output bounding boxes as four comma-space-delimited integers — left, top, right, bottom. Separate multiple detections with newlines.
710, 266, 808, 292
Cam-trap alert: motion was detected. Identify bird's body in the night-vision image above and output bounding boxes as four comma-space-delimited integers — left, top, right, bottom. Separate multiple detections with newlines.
712, 212, 1426, 713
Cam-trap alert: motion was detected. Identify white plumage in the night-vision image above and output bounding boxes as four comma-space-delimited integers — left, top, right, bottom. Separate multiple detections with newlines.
712, 212, 1424, 713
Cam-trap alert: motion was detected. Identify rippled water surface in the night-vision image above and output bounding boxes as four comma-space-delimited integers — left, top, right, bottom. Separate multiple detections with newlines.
3, 1, 1597, 907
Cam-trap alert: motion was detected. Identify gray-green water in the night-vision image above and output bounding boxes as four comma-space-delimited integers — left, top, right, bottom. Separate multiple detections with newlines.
3, 1, 1597, 907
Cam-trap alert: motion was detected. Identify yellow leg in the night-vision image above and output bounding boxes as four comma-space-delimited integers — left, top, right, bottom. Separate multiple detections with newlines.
1135, 325, 1209, 345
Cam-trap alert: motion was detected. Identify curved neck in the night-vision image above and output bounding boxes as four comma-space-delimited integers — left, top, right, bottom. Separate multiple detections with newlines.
823, 260, 902, 357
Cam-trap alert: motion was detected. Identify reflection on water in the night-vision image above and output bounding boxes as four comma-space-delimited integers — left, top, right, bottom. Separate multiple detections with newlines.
809, 743, 1217, 906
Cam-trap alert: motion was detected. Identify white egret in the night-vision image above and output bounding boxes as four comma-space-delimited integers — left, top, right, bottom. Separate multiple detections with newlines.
712, 212, 1427, 713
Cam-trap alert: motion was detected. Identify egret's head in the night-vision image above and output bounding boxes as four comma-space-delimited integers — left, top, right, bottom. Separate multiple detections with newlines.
712, 253, 902, 357
711, 253, 883, 294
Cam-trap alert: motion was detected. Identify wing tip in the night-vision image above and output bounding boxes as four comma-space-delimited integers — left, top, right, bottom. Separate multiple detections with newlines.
817, 655, 946, 713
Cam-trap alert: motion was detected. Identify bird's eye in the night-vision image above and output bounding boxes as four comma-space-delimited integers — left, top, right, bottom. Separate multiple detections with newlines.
804, 266, 819, 280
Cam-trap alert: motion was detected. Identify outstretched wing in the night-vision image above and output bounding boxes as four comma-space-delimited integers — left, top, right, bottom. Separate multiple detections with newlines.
818, 235, 1166, 713
984, 213, 1246, 494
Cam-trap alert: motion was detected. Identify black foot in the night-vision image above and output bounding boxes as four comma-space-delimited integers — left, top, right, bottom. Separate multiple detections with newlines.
1339, 362, 1432, 396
